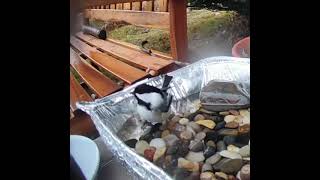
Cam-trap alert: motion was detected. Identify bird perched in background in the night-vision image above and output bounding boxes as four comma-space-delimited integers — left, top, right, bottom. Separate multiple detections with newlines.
132, 75, 173, 125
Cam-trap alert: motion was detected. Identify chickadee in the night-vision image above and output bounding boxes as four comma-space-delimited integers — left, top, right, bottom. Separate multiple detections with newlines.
132, 75, 173, 125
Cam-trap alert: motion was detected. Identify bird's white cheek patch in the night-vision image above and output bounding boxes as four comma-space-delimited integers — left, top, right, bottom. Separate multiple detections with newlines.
136, 93, 164, 109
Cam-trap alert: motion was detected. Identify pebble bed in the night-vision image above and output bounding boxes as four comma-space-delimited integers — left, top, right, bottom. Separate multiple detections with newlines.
125, 108, 250, 180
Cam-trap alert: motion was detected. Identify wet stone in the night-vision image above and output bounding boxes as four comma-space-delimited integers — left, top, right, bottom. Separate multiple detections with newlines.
124, 139, 138, 148
213, 158, 243, 174
180, 130, 193, 140
217, 129, 239, 137
205, 153, 221, 165
227, 145, 240, 153
240, 164, 250, 180
225, 121, 239, 129
139, 133, 153, 143
189, 140, 205, 152
229, 110, 240, 116
163, 134, 179, 147
161, 130, 170, 138
185, 151, 205, 162
195, 132, 206, 141
215, 172, 228, 180
188, 172, 201, 180
177, 141, 190, 157
238, 124, 250, 134
212, 115, 224, 123
223, 136, 236, 146
153, 131, 162, 138
201, 163, 213, 172
228, 175, 237, 180
186, 125, 197, 136
144, 147, 156, 161
196, 120, 216, 129
219, 111, 230, 116
174, 168, 191, 180
179, 118, 190, 125
188, 121, 203, 133
214, 121, 226, 131
153, 147, 167, 162
206, 140, 216, 148
203, 146, 216, 159
219, 150, 242, 159
167, 143, 179, 155
150, 123, 162, 133
204, 131, 218, 143
135, 140, 150, 155
194, 114, 206, 121
149, 138, 166, 149
178, 157, 200, 172
217, 141, 227, 152
239, 145, 250, 157
224, 115, 237, 123
200, 172, 215, 180
175, 124, 187, 133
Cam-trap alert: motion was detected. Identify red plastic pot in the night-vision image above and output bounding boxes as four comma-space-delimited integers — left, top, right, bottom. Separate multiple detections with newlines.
232, 36, 250, 58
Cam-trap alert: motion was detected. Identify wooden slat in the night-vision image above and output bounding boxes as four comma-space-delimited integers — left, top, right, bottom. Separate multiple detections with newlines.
85, 0, 149, 7
132, 2, 142, 10
70, 108, 75, 119
75, 32, 174, 72
159, 0, 168, 12
110, 4, 116, 9
169, 0, 188, 61
70, 72, 92, 111
142, 1, 153, 11
70, 48, 121, 98
84, 9, 169, 30
89, 51, 149, 84
154, 0, 160, 11
123, 2, 131, 10
70, 111, 98, 137
116, 3, 123, 9
71, 37, 149, 84
107, 38, 173, 60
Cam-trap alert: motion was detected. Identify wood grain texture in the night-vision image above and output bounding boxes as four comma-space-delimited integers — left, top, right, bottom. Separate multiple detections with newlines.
107, 38, 173, 60
169, 0, 188, 61
131, 2, 142, 10
123, 2, 131, 10
70, 72, 92, 111
116, 3, 123, 9
89, 51, 149, 84
76, 32, 174, 72
71, 37, 148, 84
142, 1, 153, 11
84, 9, 169, 30
70, 47, 121, 97
159, 0, 168, 11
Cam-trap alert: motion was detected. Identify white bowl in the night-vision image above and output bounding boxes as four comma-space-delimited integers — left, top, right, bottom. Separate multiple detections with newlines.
70, 135, 100, 180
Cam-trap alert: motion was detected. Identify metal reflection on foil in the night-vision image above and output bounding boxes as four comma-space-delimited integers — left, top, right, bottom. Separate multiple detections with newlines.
77, 56, 250, 180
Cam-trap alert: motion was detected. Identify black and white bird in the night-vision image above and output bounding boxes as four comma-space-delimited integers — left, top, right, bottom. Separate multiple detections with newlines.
132, 75, 173, 125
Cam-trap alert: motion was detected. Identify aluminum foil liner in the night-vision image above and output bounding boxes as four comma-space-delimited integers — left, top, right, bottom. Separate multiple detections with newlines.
77, 56, 250, 180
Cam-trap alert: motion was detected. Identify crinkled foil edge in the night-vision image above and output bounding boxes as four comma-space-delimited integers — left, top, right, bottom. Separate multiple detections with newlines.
77, 56, 250, 180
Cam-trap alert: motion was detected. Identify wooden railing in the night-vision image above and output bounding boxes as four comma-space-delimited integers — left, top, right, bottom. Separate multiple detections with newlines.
85, 0, 168, 12
83, 0, 187, 62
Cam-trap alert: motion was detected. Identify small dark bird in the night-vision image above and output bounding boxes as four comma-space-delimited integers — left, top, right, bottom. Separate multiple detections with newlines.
132, 75, 173, 124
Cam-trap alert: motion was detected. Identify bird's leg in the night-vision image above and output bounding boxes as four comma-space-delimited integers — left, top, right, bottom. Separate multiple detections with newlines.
141, 120, 153, 130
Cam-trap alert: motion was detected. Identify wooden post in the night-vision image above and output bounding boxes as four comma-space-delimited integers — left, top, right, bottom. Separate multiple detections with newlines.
169, 0, 188, 62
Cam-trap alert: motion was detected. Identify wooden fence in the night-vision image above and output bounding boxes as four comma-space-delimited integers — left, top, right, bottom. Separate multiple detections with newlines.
85, 0, 168, 12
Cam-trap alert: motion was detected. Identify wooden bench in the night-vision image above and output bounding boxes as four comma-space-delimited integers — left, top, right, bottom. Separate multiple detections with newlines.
70, 0, 188, 137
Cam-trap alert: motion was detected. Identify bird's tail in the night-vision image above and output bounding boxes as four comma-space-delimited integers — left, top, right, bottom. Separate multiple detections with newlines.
161, 75, 173, 90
